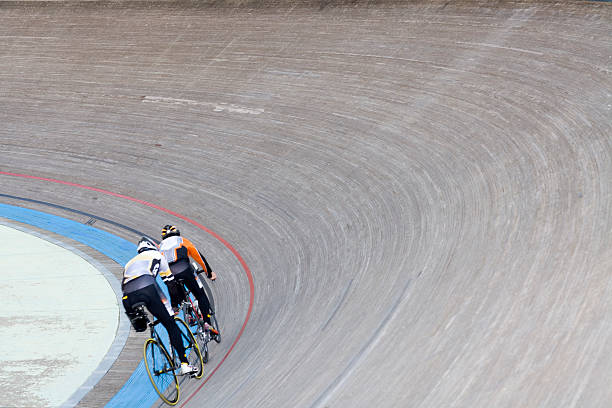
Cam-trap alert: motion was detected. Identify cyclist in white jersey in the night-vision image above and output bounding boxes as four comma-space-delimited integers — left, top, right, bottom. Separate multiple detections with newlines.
122, 237, 196, 376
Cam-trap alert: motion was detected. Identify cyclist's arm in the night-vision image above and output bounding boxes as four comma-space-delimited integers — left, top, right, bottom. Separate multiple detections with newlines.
198, 251, 213, 275
184, 237, 206, 270
157, 253, 176, 288
200, 252, 216, 280
157, 253, 172, 279
184, 238, 215, 279
121, 268, 128, 291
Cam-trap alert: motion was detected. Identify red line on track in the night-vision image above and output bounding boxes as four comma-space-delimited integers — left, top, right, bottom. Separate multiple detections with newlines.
0, 171, 254, 407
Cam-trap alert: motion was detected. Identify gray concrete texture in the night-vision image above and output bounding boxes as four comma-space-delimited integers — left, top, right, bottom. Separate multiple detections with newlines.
1, 1, 611, 407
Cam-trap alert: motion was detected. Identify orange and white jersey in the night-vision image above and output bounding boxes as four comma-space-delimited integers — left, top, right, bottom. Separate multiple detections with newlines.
123, 250, 171, 286
159, 235, 209, 274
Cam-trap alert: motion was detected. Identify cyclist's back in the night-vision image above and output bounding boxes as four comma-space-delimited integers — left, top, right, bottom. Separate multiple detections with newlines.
123, 245, 171, 293
159, 234, 210, 276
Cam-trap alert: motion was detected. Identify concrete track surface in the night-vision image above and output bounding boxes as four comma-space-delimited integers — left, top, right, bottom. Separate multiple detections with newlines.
1, 1, 611, 407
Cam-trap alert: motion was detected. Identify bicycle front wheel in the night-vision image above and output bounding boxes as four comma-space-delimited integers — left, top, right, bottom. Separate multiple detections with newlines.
210, 313, 221, 343
144, 338, 180, 405
175, 316, 204, 379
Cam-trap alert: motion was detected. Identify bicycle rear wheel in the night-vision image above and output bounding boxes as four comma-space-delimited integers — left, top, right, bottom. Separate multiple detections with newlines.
175, 316, 204, 379
144, 338, 179, 405
184, 303, 207, 348
201, 341, 209, 364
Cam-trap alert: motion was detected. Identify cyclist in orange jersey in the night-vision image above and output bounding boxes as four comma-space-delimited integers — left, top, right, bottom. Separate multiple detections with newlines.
159, 225, 218, 335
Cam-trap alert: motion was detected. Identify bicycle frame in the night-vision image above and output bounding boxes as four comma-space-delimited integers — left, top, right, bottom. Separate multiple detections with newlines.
132, 299, 204, 406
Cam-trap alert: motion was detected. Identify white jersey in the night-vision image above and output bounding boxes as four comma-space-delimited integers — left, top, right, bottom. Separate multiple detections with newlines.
123, 250, 171, 286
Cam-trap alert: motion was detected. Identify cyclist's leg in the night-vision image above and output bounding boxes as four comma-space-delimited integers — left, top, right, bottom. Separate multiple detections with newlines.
146, 284, 189, 364
122, 293, 138, 316
164, 276, 184, 311
122, 291, 152, 332
176, 270, 212, 325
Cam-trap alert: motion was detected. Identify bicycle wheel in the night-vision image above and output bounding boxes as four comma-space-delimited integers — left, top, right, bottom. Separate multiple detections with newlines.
202, 342, 209, 364
209, 313, 221, 343
144, 338, 180, 405
174, 316, 204, 379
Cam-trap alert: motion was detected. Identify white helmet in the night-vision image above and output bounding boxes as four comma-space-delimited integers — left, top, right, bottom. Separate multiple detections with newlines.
137, 237, 158, 253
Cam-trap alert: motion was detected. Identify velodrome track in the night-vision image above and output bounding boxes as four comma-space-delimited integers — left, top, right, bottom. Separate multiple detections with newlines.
1, 1, 611, 407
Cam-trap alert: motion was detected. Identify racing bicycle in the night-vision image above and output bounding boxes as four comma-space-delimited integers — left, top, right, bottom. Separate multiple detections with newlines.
176, 270, 221, 364
131, 302, 204, 406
